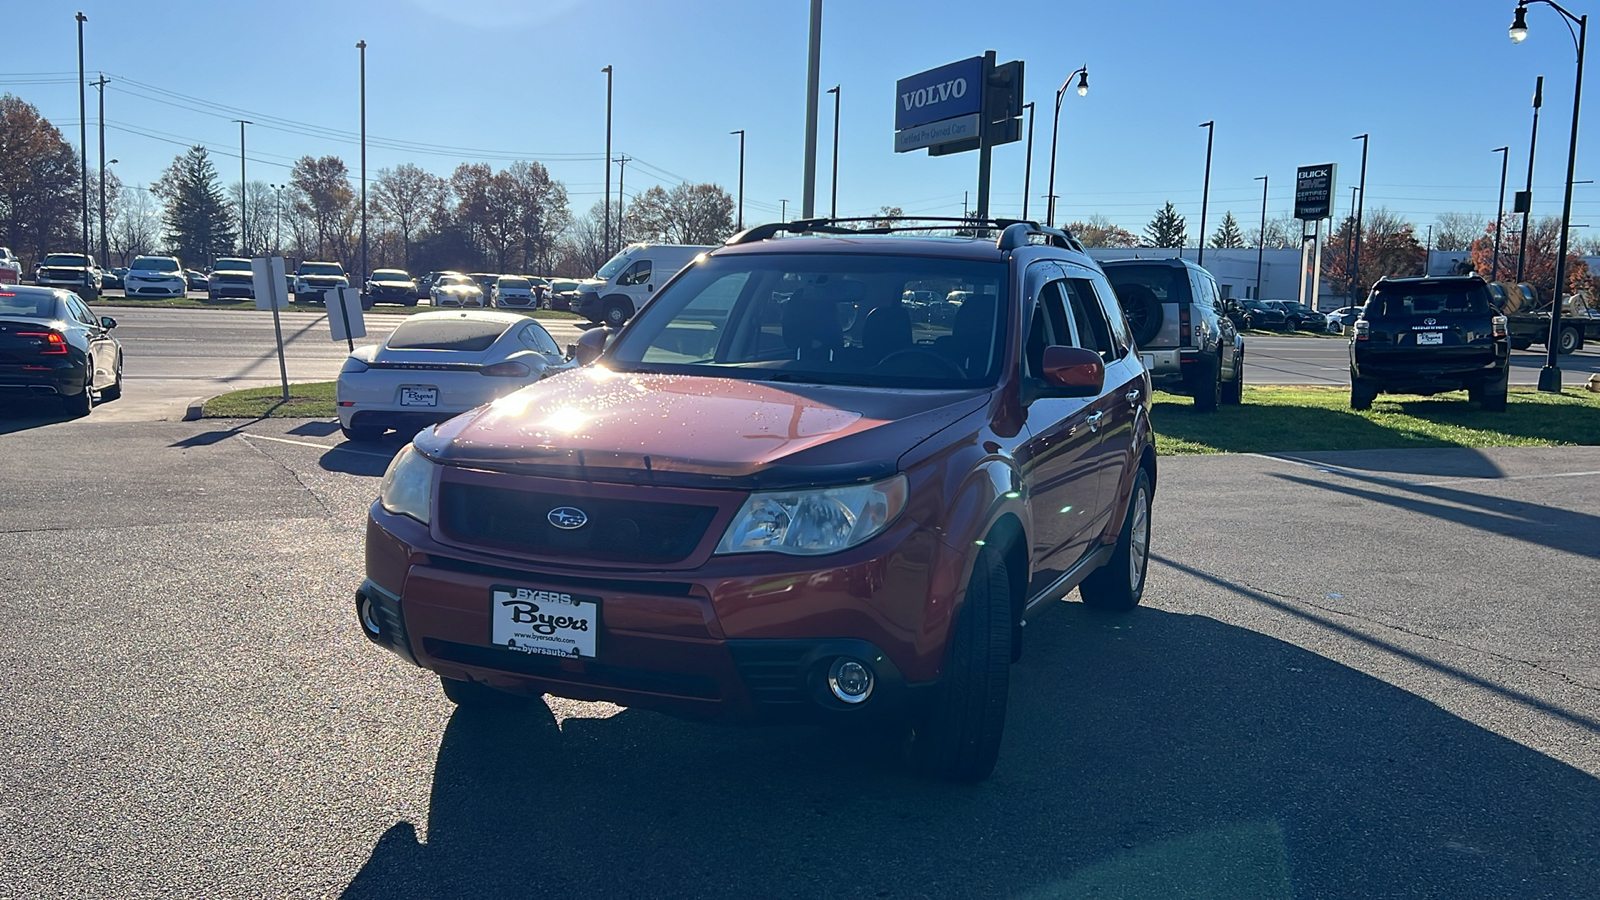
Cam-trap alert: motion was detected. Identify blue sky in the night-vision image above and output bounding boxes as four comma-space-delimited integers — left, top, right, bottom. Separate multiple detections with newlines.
5, 0, 1595, 239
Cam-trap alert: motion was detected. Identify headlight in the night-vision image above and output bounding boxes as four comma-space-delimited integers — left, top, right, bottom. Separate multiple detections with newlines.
378, 444, 436, 525
715, 475, 908, 556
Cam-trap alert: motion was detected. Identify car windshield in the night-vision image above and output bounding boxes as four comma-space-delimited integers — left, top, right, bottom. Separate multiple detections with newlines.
438, 275, 474, 287
213, 258, 251, 273
498, 278, 530, 289
0, 291, 62, 319
386, 317, 511, 352
43, 254, 90, 267
552, 280, 579, 291
1104, 264, 1186, 306
373, 269, 410, 280
1368, 282, 1492, 317
131, 257, 180, 272
1243, 300, 1269, 310
1281, 301, 1312, 312
606, 251, 1008, 390
595, 247, 641, 280
302, 263, 343, 276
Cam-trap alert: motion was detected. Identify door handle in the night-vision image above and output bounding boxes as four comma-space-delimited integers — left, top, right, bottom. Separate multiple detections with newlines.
1125, 389, 1141, 403
1085, 411, 1105, 432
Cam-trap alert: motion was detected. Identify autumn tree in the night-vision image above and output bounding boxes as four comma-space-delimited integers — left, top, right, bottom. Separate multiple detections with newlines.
1469, 214, 1592, 302
1210, 211, 1245, 248
0, 94, 81, 267
290, 155, 355, 261
152, 145, 236, 266
1066, 213, 1138, 248
1321, 207, 1425, 296
1143, 202, 1188, 248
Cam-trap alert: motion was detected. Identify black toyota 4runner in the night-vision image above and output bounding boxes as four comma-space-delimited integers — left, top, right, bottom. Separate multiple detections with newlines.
1349, 276, 1509, 411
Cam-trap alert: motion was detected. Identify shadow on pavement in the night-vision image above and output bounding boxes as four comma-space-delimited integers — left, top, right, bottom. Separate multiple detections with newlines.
341, 605, 1600, 899
318, 440, 403, 477
288, 420, 342, 437
1272, 446, 1505, 479
0, 396, 75, 434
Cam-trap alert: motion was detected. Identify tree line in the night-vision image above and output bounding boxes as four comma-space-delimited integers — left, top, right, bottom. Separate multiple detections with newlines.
0, 93, 736, 278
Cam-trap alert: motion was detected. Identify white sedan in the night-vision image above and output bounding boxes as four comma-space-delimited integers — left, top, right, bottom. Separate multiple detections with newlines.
430, 273, 485, 307
491, 275, 537, 308
122, 256, 187, 298
335, 309, 572, 441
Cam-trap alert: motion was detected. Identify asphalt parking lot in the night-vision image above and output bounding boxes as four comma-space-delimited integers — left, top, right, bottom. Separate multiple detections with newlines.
2, 412, 1597, 899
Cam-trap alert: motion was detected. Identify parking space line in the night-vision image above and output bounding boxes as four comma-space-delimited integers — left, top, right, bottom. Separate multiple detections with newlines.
241, 433, 395, 457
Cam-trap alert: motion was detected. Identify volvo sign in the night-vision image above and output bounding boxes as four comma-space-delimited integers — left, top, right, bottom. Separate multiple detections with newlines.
895, 57, 983, 131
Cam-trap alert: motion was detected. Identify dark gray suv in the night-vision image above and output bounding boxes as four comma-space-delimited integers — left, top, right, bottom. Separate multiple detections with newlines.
1101, 257, 1244, 410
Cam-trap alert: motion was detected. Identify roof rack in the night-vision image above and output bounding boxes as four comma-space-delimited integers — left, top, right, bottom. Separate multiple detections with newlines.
724, 216, 1084, 253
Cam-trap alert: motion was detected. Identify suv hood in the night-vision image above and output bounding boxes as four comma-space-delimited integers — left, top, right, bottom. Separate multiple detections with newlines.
414, 367, 990, 489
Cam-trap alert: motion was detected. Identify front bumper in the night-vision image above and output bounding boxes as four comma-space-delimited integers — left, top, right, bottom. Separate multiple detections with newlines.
125, 281, 186, 297
1352, 344, 1508, 393
208, 280, 254, 298
359, 496, 954, 722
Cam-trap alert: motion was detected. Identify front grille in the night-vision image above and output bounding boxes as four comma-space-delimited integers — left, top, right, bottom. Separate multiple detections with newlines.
727, 642, 812, 707
423, 639, 721, 699
437, 481, 717, 564
214, 274, 251, 284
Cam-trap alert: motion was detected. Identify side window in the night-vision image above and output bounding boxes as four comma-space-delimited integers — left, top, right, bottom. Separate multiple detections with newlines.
1088, 276, 1135, 354
1061, 279, 1119, 363
519, 323, 560, 355
65, 294, 96, 326
1025, 281, 1071, 378
619, 260, 653, 287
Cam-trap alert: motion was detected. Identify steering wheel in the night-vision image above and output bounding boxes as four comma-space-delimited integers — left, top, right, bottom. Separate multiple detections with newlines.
874, 347, 966, 378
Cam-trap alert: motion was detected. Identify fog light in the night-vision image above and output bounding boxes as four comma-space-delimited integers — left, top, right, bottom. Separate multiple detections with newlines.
358, 593, 382, 637
827, 657, 874, 704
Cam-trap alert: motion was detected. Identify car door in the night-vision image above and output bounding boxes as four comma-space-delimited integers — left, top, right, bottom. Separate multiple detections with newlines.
1017, 267, 1106, 597
1061, 269, 1147, 542
63, 294, 110, 387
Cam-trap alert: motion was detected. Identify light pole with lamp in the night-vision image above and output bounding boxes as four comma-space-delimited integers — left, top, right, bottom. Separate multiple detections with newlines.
1511, 0, 1586, 392
827, 85, 841, 218
233, 120, 250, 254
270, 184, 283, 253
1254, 175, 1268, 299
1352, 133, 1370, 300
1493, 146, 1511, 280
76, 11, 90, 294
1045, 66, 1089, 226
1197, 121, 1214, 264
730, 130, 745, 231
602, 65, 613, 257
90, 74, 110, 264
780, 199, 789, 222
1517, 76, 1544, 282
1021, 101, 1036, 220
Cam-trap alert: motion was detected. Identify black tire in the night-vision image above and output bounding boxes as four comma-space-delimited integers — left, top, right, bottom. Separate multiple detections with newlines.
1221, 351, 1244, 405
1558, 325, 1581, 355
1481, 371, 1509, 412
1350, 371, 1378, 411
1079, 466, 1154, 611
439, 675, 516, 707
341, 423, 384, 442
1192, 354, 1221, 412
99, 354, 122, 401
1118, 287, 1164, 346
905, 546, 1012, 783
62, 375, 93, 417
602, 298, 631, 328
404, 297, 418, 307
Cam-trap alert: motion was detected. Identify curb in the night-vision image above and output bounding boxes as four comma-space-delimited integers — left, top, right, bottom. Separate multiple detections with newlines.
183, 397, 208, 421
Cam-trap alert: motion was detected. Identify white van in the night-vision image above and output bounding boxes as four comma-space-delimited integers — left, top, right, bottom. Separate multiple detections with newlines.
575, 243, 714, 326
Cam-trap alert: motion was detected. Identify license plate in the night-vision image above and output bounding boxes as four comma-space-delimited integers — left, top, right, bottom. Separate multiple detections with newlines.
1416, 332, 1444, 345
490, 586, 599, 658
399, 386, 438, 407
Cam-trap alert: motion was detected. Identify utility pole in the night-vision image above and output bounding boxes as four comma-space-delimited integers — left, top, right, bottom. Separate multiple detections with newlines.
801, 0, 822, 217
962, 191, 969, 220
1197, 121, 1214, 264
1493, 145, 1510, 281
1519, 76, 1545, 283
780, 199, 789, 222
233, 120, 250, 255
271, 184, 283, 253
76, 11, 90, 292
602, 65, 613, 257
91, 74, 109, 264
616, 155, 629, 243
358, 40, 368, 293
1254, 175, 1268, 299
730, 130, 745, 230
1352, 133, 1369, 299
1021, 101, 1035, 221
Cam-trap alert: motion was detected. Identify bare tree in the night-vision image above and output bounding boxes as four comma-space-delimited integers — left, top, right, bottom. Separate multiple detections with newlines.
226, 180, 277, 256
1066, 213, 1138, 248
290, 155, 354, 261
109, 187, 161, 263
372, 163, 447, 271
1432, 212, 1486, 252
626, 183, 735, 245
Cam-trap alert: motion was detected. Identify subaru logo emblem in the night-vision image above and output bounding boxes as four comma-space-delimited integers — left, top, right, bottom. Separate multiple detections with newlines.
547, 507, 588, 530
1424, 318, 1437, 326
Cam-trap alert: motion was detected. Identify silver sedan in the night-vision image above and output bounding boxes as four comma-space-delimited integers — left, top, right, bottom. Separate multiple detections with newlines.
335, 309, 572, 441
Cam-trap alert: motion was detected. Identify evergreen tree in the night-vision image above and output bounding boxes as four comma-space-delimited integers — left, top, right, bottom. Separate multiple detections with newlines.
1210, 211, 1245, 248
152, 146, 236, 266
1143, 202, 1188, 248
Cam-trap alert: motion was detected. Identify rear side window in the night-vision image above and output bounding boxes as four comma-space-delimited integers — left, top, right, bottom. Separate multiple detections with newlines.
1062, 279, 1120, 363
1369, 282, 1491, 317
386, 317, 511, 352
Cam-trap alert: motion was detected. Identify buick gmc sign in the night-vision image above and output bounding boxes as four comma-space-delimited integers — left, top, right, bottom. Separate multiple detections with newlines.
1294, 163, 1338, 221
895, 57, 984, 131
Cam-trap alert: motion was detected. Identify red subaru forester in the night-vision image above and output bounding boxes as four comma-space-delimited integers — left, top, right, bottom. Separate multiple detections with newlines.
357, 220, 1155, 781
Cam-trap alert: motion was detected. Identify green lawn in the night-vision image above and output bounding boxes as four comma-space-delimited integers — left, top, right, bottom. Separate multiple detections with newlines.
202, 382, 337, 419
1154, 385, 1600, 455
93, 296, 582, 320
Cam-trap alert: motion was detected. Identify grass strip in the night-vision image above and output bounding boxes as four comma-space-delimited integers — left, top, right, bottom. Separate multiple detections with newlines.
202, 381, 337, 419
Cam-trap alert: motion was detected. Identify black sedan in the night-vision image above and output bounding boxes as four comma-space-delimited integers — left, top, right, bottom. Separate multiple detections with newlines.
0, 285, 123, 416
1240, 299, 1289, 331
365, 268, 420, 307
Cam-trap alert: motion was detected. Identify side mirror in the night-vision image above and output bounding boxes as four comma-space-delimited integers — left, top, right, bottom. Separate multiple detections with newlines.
1039, 345, 1105, 397
571, 327, 609, 365
100, 316, 117, 329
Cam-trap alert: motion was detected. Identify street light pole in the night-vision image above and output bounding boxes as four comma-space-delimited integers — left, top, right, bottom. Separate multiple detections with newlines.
1254, 175, 1268, 299
271, 184, 282, 253
1021, 101, 1035, 220
1197, 121, 1214, 264
358, 40, 367, 291
1493, 146, 1511, 280
91, 74, 109, 265
1352, 133, 1369, 299
827, 85, 840, 218
801, 0, 822, 218
1511, 0, 1586, 392
1518, 76, 1544, 282
602, 65, 613, 257
780, 199, 789, 222
616, 155, 629, 241
1045, 66, 1089, 227
234, 120, 250, 255
76, 11, 90, 294
730, 130, 745, 231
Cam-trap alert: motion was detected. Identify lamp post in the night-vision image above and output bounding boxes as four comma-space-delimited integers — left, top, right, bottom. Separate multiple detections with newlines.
358, 40, 368, 292
801, 0, 822, 218
1045, 66, 1089, 226
90, 74, 109, 264
827, 85, 840, 218
1197, 121, 1214, 264
780, 199, 789, 222
270, 184, 283, 253
602, 65, 613, 257
233, 120, 250, 255
1518, 76, 1545, 282
1352, 133, 1370, 300
1425, 224, 1434, 275
1254, 175, 1268, 299
76, 11, 90, 293
730, 130, 745, 231
1493, 146, 1511, 280
1021, 101, 1035, 220
1511, 0, 1586, 392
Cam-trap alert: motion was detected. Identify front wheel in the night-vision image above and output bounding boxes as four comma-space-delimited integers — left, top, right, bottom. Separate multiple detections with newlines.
1350, 371, 1378, 410
1481, 371, 1509, 412
1079, 467, 1153, 612
602, 299, 631, 328
905, 545, 1012, 782
1221, 352, 1244, 405
1559, 325, 1582, 355
1192, 355, 1221, 412
99, 354, 123, 401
